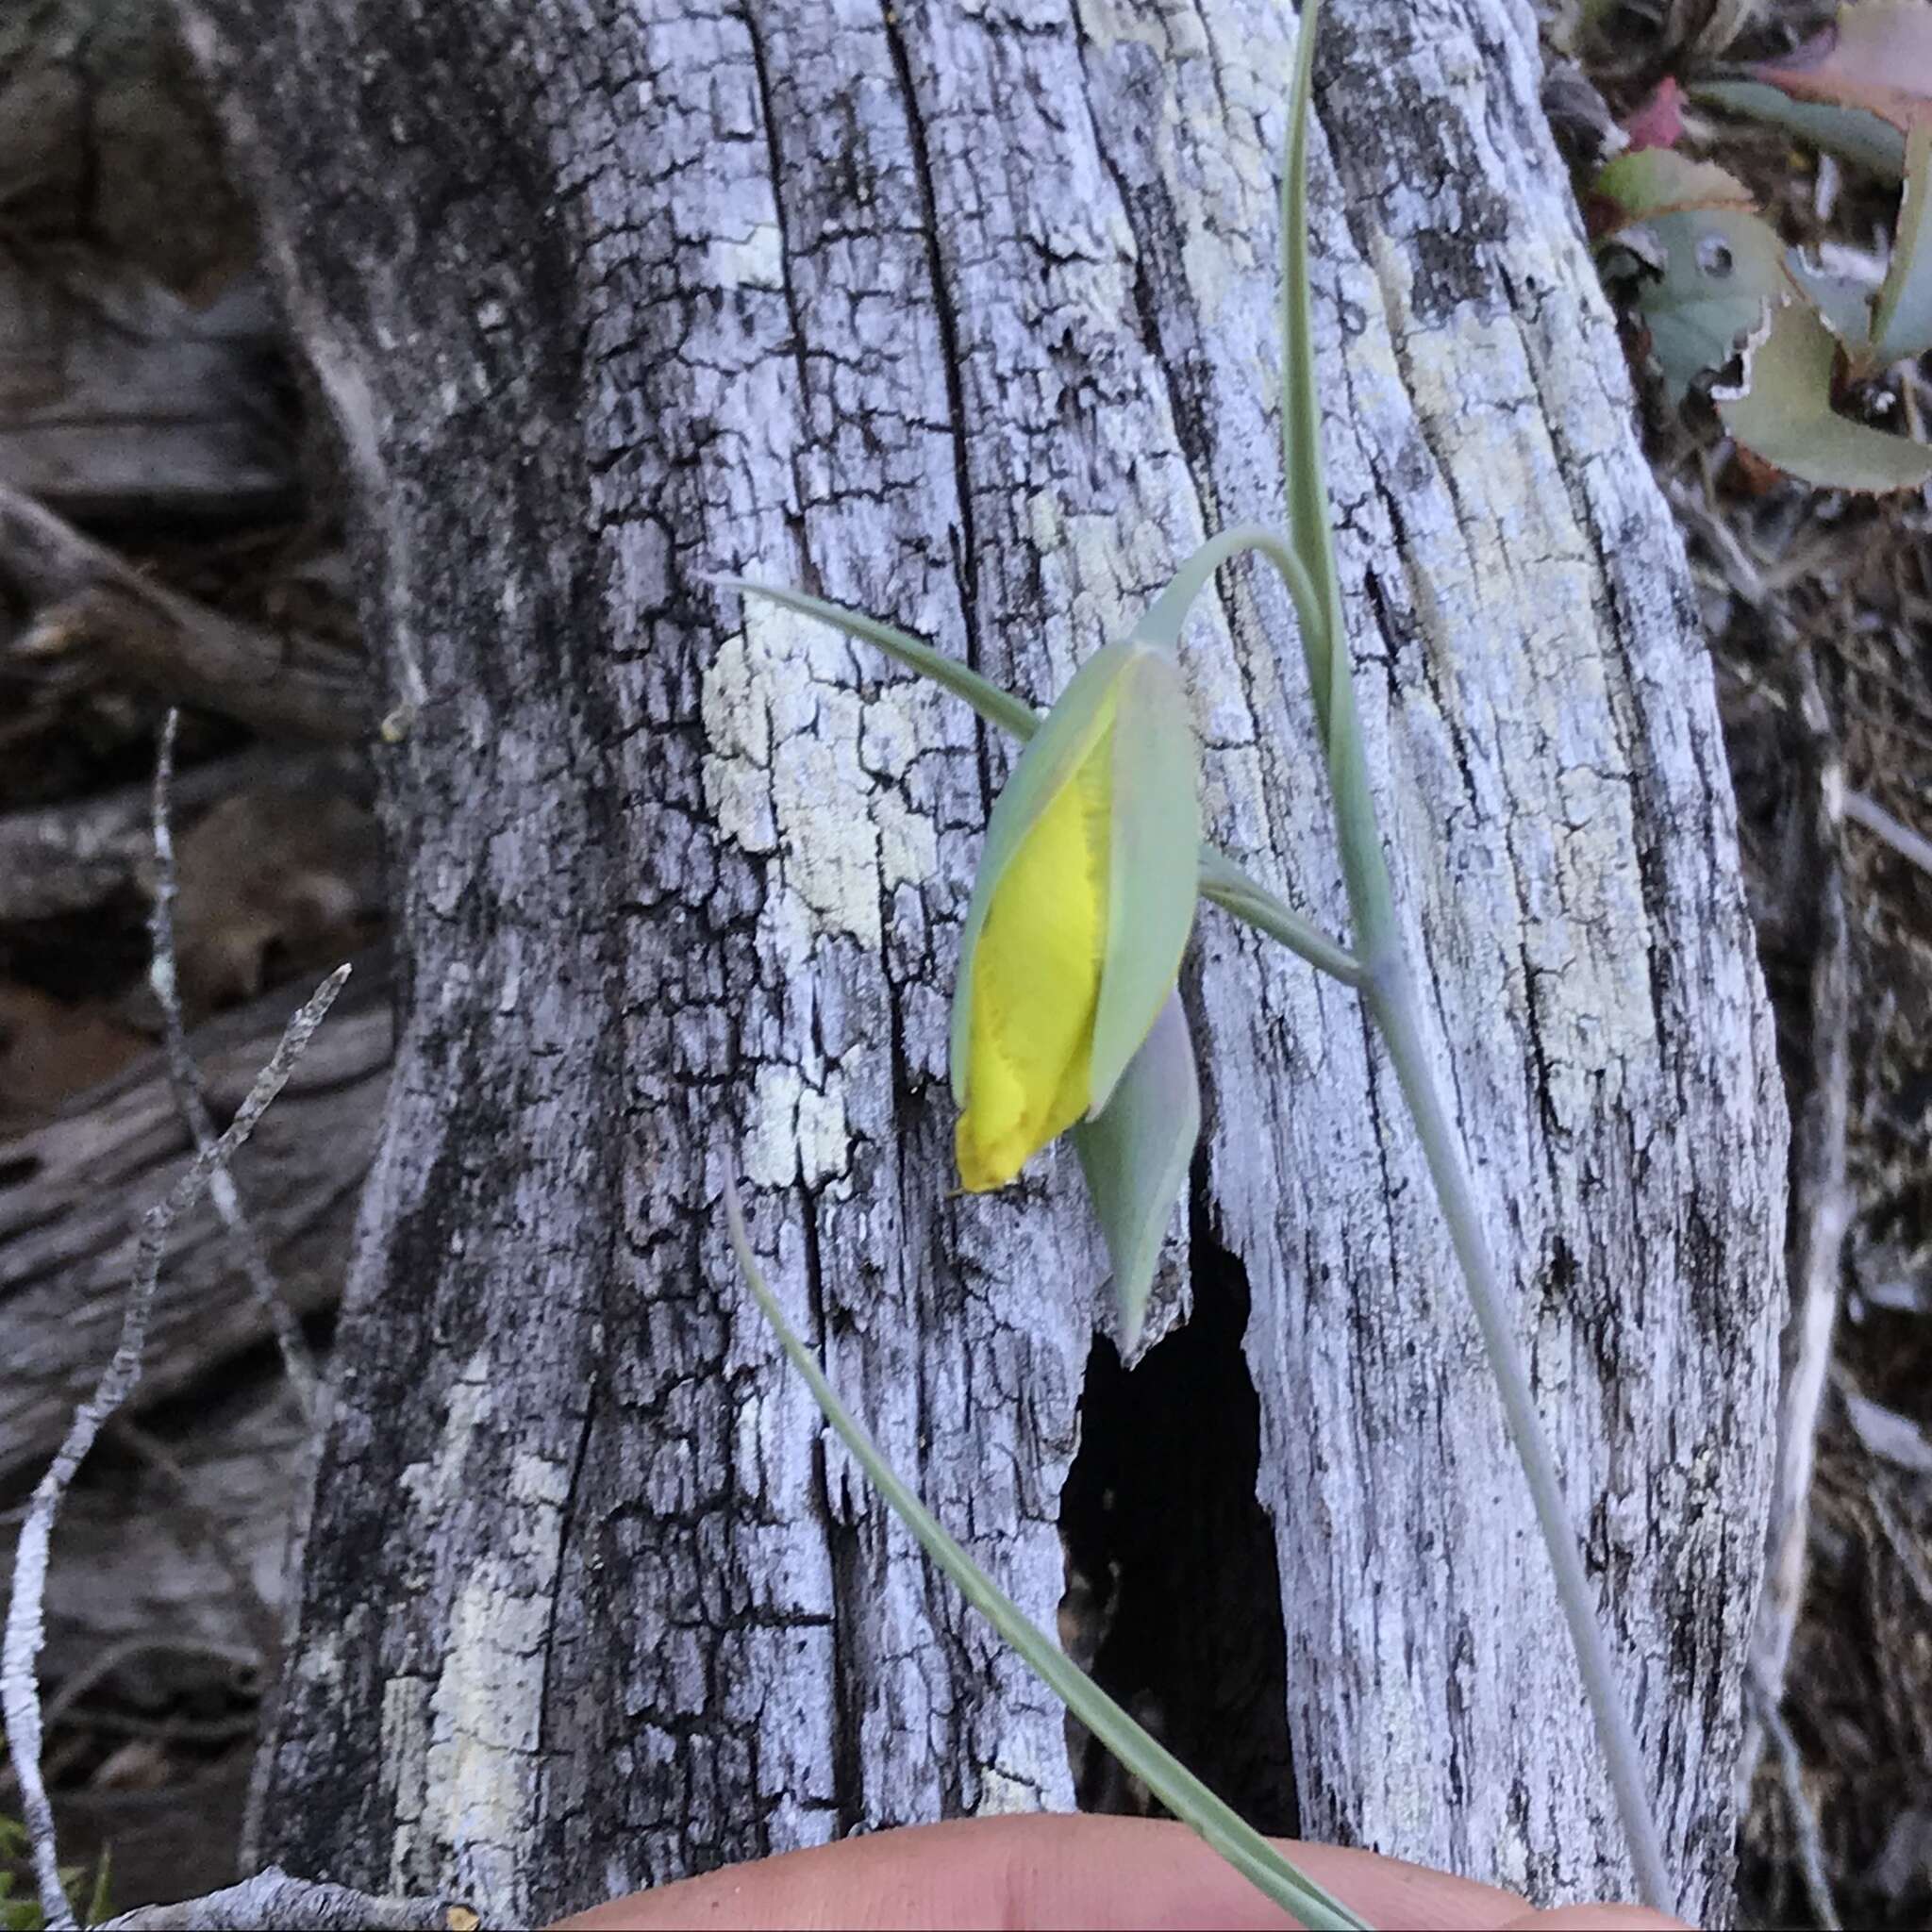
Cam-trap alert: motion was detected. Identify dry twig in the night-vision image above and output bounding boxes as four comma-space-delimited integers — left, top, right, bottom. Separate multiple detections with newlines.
0, 483, 365, 742
1744, 657, 1852, 1790
1751, 1671, 1843, 1932
96, 1866, 464, 1931
1845, 789, 1932, 886
150, 708, 322, 1419
0, 960, 347, 1931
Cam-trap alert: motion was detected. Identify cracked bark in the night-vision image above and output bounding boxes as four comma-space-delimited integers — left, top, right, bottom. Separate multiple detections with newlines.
167, 2, 1784, 1924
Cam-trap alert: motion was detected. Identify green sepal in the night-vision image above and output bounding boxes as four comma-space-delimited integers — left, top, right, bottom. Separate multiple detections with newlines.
1073, 991, 1200, 1352
947, 641, 1136, 1108
1088, 648, 1201, 1117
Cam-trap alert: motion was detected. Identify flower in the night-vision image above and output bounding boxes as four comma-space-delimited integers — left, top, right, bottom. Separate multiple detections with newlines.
951, 641, 1200, 1192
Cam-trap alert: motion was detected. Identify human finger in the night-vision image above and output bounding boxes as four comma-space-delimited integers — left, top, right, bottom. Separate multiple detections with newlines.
552, 1812, 1540, 1930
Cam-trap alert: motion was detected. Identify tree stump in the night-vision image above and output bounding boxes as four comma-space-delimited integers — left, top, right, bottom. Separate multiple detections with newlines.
168, 1, 1785, 1921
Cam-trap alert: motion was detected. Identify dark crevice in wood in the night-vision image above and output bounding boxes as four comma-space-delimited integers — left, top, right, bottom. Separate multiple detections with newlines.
1058, 1191, 1296, 1836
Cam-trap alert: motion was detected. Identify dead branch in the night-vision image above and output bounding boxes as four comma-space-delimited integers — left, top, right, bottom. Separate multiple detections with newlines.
0, 483, 367, 741
0, 249, 288, 525
97, 1866, 463, 1931
2, 963, 347, 1930
150, 708, 321, 1416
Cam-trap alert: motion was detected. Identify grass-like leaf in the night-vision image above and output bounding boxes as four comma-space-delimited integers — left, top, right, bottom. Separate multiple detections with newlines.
720, 1174, 1374, 1932
1871, 125, 1932, 365
711, 577, 1040, 742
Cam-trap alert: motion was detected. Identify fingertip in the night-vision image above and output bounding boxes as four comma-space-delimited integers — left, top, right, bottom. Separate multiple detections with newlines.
1499, 1907, 1693, 1931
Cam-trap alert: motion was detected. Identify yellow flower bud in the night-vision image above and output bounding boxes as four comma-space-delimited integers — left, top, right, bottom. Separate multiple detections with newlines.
951, 641, 1200, 1193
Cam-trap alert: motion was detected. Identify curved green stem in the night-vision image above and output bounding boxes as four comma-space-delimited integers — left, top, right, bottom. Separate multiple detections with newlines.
1268, 1, 1674, 1909
1196, 845, 1362, 988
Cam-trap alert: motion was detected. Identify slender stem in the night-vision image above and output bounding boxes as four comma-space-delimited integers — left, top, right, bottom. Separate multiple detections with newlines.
1151, 512, 1674, 1906
1198, 845, 1363, 989
1265, 1, 1674, 1907
1367, 972, 1675, 1911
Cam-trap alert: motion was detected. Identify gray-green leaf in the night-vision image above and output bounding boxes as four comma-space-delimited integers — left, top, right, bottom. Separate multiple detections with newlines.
1870, 125, 1932, 365
1716, 299, 1932, 493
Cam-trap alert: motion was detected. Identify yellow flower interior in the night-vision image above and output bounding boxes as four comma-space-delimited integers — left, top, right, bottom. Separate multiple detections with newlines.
955, 727, 1113, 1192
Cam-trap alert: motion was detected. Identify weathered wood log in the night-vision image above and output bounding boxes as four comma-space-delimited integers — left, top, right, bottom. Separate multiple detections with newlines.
0, 486, 368, 742
0, 746, 368, 924
0, 1, 285, 524
0, 259, 293, 526
0, 952, 389, 1485
0, 0, 249, 299
175, 1, 1786, 1924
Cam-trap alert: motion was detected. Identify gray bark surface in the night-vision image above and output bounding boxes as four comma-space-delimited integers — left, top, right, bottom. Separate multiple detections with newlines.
169, 1, 1784, 1923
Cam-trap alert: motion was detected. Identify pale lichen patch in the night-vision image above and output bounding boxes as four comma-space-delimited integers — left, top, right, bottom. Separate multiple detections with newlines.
702, 627, 778, 855
743, 1062, 851, 1191
707, 603, 930, 963
974, 1764, 1049, 1816
770, 682, 882, 950
877, 792, 939, 890
712, 221, 784, 290
422, 1568, 552, 1907
396, 1349, 493, 1518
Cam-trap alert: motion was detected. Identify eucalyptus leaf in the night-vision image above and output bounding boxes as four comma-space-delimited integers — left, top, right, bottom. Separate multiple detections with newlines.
1593, 146, 1755, 218
1870, 124, 1932, 365
1601, 203, 1793, 403
720, 1175, 1374, 1932
1716, 299, 1932, 493
1730, 3, 1932, 140
1786, 247, 1877, 353
1073, 991, 1199, 1351
1689, 80, 1906, 179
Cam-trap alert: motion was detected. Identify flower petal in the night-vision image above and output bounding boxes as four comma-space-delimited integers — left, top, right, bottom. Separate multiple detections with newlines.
948, 642, 1133, 1109
955, 741, 1110, 1190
